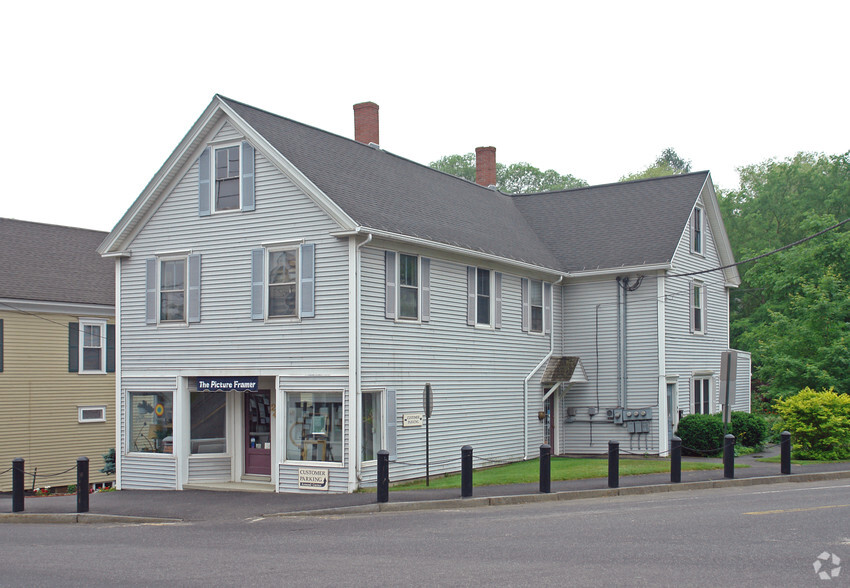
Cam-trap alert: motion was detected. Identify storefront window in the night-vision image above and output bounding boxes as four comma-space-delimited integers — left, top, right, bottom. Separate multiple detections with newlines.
129, 392, 173, 453
286, 392, 342, 463
361, 391, 382, 462
191, 392, 227, 454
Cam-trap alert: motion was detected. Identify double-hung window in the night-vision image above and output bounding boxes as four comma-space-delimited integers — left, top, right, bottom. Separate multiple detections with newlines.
476, 268, 491, 325
529, 279, 544, 333
691, 206, 703, 255
79, 319, 107, 373
268, 248, 298, 318
691, 281, 705, 334
398, 253, 419, 320
160, 258, 186, 323
521, 278, 550, 334
466, 267, 502, 328
251, 243, 315, 321
215, 146, 240, 211
693, 377, 711, 414
385, 251, 430, 323
145, 254, 201, 326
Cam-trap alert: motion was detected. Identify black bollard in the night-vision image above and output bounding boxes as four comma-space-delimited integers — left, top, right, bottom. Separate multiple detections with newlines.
780, 431, 791, 475
12, 458, 24, 513
539, 444, 551, 493
77, 457, 89, 514
461, 445, 473, 498
377, 450, 389, 504
670, 435, 682, 483
608, 441, 619, 489
723, 434, 735, 479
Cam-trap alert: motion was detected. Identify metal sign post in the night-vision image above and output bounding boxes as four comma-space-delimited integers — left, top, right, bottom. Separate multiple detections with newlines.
424, 383, 433, 486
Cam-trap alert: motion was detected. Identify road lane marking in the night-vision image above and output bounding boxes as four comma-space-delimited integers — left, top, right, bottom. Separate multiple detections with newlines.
744, 504, 850, 515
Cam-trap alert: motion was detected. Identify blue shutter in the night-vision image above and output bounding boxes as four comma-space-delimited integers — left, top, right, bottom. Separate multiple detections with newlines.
188, 254, 201, 323
241, 141, 255, 212
421, 257, 431, 323
106, 324, 116, 373
68, 322, 79, 373
300, 243, 315, 318
385, 251, 396, 319
688, 280, 695, 334
544, 282, 553, 335
494, 272, 502, 329
467, 266, 476, 326
145, 258, 157, 325
251, 248, 265, 320
521, 278, 529, 332
198, 147, 211, 217
702, 283, 708, 335
386, 389, 397, 460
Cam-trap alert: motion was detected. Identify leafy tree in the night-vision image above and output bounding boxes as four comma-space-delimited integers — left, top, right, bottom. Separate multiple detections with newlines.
429, 154, 587, 194
620, 147, 692, 182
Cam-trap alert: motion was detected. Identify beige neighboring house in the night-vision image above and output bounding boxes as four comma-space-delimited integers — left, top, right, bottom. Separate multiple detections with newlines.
0, 218, 115, 492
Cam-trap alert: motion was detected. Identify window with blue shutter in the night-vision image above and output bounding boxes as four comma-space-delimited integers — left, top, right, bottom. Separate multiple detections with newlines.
385, 251, 396, 320
188, 254, 202, 324
521, 278, 529, 332
251, 248, 265, 320
494, 272, 502, 329
198, 147, 211, 217
241, 141, 255, 212
145, 258, 157, 325
420, 257, 430, 323
300, 244, 315, 318
199, 141, 256, 215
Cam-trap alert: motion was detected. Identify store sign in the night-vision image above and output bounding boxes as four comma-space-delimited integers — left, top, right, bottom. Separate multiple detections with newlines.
402, 413, 425, 427
298, 468, 329, 491
196, 377, 258, 392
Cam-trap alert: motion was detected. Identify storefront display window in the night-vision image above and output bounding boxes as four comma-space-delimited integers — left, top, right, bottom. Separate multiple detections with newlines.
191, 392, 227, 453
129, 392, 173, 453
361, 391, 381, 462
286, 392, 342, 463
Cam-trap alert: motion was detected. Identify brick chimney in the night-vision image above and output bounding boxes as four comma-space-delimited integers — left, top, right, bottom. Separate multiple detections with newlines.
353, 102, 379, 145
475, 146, 497, 187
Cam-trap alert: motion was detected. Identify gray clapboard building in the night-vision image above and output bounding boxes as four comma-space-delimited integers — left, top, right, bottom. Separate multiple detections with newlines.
98, 96, 750, 493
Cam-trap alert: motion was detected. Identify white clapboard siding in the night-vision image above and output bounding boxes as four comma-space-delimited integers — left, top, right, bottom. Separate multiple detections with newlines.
187, 455, 232, 483
359, 247, 554, 482
121, 454, 178, 490
119, 376, 177, 488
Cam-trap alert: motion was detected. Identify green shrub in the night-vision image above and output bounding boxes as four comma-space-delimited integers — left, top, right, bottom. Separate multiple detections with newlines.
773, 387, 850, 460
731, 411, 768, 447
675, 413, 724, 456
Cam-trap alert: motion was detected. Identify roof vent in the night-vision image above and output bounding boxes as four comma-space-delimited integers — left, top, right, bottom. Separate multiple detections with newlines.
368, 142, 381, 150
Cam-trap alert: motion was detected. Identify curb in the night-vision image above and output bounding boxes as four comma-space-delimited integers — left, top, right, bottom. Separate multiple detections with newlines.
0, 513, 183, 525
266, 469, 850, 518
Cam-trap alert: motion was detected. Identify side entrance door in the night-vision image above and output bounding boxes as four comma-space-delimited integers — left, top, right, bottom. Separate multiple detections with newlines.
245, 390, 271, 476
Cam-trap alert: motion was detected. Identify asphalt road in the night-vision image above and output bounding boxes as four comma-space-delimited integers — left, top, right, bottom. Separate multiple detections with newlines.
1, 479, 848, 587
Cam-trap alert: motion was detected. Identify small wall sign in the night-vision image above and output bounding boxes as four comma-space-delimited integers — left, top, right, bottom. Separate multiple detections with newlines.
402, 413, 425, 427
298, 468, 329, 491
196, 377, 258, 392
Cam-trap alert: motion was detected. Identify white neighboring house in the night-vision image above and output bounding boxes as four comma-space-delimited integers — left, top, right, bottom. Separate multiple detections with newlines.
98, 96, 750, 493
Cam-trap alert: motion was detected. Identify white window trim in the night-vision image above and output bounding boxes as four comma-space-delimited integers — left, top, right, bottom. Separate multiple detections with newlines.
692, 373, 713, 415
692, 206, 704, 256
475, 267, 495, 328
529, 279, 544, 334
396, 252, 421, 323
692, 281, 706, 335
266, 246, 300, 321
212, 143, 242, 214
78, 405, 106, 423
78, 318, 107, 374
158, 255, 188, 326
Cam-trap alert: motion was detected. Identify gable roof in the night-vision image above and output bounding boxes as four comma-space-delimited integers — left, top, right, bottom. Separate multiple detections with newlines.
100, 95, 738, 283
0, 218, 114, 307
511, 172, 711, 272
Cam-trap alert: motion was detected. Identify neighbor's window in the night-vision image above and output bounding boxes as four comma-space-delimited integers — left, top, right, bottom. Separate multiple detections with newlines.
286, 392, 343, 463
268, 248, 298, 318
477, 268, 491, 325
160, 258, 186, 322
398, 253, 419, 320
692, 282, 704, 334
129, 391, 173, 453
361, 391, 382, 462
693, 377, 711, 414
530, 279, 543, 333
79, 319, 106, 373
215, 145, 240, 211
78, 405, 106, 423
190, 392, 227, 454
692, 207, 703, 254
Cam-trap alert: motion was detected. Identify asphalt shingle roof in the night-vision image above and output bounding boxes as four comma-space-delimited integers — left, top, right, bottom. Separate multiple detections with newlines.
0, 218, 114, 306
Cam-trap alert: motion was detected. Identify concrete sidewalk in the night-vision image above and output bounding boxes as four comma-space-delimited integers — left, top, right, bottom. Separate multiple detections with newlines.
2, 450, 849, 524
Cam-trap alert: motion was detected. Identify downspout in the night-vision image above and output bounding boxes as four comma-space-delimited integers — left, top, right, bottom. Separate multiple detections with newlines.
623, 280, 628, 409
114, 257, 122, 490
616, 278, 622, 407
351, 232, 372, 490
523, 275, 564, 460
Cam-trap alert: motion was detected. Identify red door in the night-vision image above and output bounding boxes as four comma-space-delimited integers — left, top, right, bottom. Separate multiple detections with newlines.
245, 390, 271, 476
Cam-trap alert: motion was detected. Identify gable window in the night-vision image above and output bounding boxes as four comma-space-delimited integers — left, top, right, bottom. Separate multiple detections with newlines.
691, 207, 703, 255
398, 253, 419, 320
160, 258, 186, 322
268, 248, 298, 318
215, 146, 240, 211
691, 281, 705, 334
251, 243, 315, 321
693, 377, 711, 414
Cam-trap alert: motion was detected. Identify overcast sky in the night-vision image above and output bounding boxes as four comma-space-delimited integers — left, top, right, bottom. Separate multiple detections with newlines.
3, 1, 847, 232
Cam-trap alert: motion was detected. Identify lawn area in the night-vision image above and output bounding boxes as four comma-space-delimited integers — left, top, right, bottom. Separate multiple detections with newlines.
391, 457, 727, 491
755, 455, 850, 465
